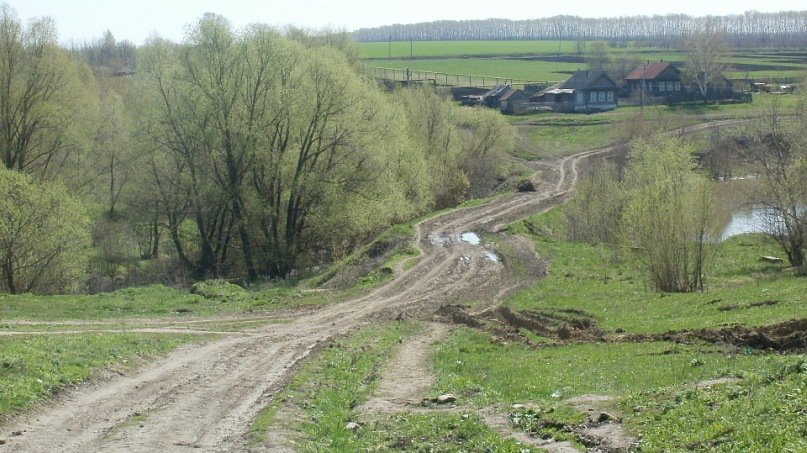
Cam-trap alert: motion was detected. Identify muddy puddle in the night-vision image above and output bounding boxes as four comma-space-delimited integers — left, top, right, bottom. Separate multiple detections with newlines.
461, 232, 481, 245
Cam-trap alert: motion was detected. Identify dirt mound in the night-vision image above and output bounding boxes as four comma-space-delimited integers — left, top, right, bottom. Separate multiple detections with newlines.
438, 304, 604, 344
495, 306, 604, 341
624, 319, 807, 351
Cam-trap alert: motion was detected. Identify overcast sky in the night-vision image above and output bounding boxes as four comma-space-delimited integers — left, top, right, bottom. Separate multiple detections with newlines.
7, 0, 807, 45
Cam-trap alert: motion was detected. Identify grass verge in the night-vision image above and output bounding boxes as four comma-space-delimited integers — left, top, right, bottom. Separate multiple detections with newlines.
506, 208, 806, 334
252, 322, 532, 452
0, 333, 206, 420
0, 283, 336, 322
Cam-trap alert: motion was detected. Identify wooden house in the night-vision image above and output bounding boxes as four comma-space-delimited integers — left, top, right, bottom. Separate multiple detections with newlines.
531, 71, 619, 113
624, 62, 684, 98
477, 85, 529, 114
624, 62, 736, 103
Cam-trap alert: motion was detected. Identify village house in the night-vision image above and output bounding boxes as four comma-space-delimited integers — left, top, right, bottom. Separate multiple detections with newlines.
531, 70, 619, 113
624, 62, 684, 98
624, 61, 736, 103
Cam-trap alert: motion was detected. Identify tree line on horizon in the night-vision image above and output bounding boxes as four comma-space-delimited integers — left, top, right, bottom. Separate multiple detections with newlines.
352, 11, 807, 47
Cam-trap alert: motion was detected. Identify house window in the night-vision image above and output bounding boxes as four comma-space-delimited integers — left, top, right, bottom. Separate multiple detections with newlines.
590, 91, 597, 103
598, 91, 605, 102
666, 82, 674, 91
659, 82, 665, 92
607, 91, 614, 102
647, 82, 653, 92
674, 81, 681, 91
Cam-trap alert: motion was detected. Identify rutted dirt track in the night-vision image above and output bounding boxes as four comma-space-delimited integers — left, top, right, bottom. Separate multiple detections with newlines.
0, 121, 743, 452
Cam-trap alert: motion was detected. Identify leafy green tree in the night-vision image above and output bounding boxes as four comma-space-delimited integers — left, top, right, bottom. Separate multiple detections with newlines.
141, 17, 432, 279
0, 5, 98, 181
565, 163, 624, 245
623, 133, 716, 292
457, 106, 513, 198
0, 166, 91, 294
396, 88, 468, 208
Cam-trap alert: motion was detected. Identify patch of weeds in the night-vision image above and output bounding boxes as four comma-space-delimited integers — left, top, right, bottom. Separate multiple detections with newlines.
434, 329, 777, 406
625, 355, 807, 452
510, 405, 584, 444
190, 279, 246, 301
367, 412, 534, 452
357, 266, 396, 288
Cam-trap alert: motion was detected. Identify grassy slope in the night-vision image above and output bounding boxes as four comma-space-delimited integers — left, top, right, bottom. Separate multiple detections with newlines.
0, 333, 205, 420
510, 93, 801, 161
0, 284, 335, 322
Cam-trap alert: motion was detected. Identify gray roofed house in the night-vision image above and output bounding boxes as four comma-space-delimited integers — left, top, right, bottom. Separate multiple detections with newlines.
475, 85, 530, 114
531, 70, 619, 113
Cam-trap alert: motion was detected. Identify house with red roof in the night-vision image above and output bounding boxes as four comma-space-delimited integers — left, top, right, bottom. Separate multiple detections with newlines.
624, 62, 684, 98
624, 62, 735, 103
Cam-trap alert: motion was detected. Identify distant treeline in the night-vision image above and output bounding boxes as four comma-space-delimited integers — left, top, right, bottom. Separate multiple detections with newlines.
353, 12, 807, 46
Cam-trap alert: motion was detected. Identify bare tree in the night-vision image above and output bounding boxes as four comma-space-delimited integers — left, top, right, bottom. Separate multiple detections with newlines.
682, 23, 731, 103
750, 96, 807, 271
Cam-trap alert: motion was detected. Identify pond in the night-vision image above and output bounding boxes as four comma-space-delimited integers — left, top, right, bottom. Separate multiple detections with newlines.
721, 207, 773, 241
720, 205, 805, 241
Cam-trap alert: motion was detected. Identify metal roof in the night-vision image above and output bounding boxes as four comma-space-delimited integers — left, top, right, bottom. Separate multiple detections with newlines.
624, 62, 678, 80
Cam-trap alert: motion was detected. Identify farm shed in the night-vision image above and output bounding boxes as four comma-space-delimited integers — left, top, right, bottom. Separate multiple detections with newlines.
469, 85, 530, 114
531, 70, 619, 113
498, 88, 529, 114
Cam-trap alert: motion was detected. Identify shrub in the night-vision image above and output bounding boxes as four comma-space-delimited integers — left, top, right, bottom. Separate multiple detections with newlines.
0, 167, 91, 294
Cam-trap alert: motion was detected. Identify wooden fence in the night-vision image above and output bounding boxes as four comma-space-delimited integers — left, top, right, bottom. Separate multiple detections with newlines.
370, 66, 558, 90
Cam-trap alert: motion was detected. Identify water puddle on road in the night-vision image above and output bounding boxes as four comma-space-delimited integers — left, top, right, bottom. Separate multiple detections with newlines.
461, 232, 481, 245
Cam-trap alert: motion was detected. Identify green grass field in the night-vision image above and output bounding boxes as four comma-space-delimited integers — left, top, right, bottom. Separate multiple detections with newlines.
361, 40, 583, 59
361, 40, 806, 84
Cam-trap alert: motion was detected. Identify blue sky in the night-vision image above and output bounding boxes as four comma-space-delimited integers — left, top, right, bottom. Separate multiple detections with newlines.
6, 0, 806, 45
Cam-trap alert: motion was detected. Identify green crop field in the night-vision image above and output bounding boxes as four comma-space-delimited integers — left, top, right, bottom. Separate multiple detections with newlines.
360, 40, 582, 59
361, 40, 806, 84
369, 58, 581, 83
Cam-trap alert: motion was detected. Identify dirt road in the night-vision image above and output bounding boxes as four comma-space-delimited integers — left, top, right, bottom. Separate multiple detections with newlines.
0, 121, 736, 452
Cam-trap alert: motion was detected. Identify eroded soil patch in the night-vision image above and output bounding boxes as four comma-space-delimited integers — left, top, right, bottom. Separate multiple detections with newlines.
622, 318, 807, 351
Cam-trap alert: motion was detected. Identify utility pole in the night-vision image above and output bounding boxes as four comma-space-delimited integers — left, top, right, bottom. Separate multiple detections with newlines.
641, 60, 648, 114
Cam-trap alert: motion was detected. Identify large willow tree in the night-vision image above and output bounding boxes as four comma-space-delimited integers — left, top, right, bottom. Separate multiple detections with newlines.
0, 5, 97, 182
140, 15, 429, 279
